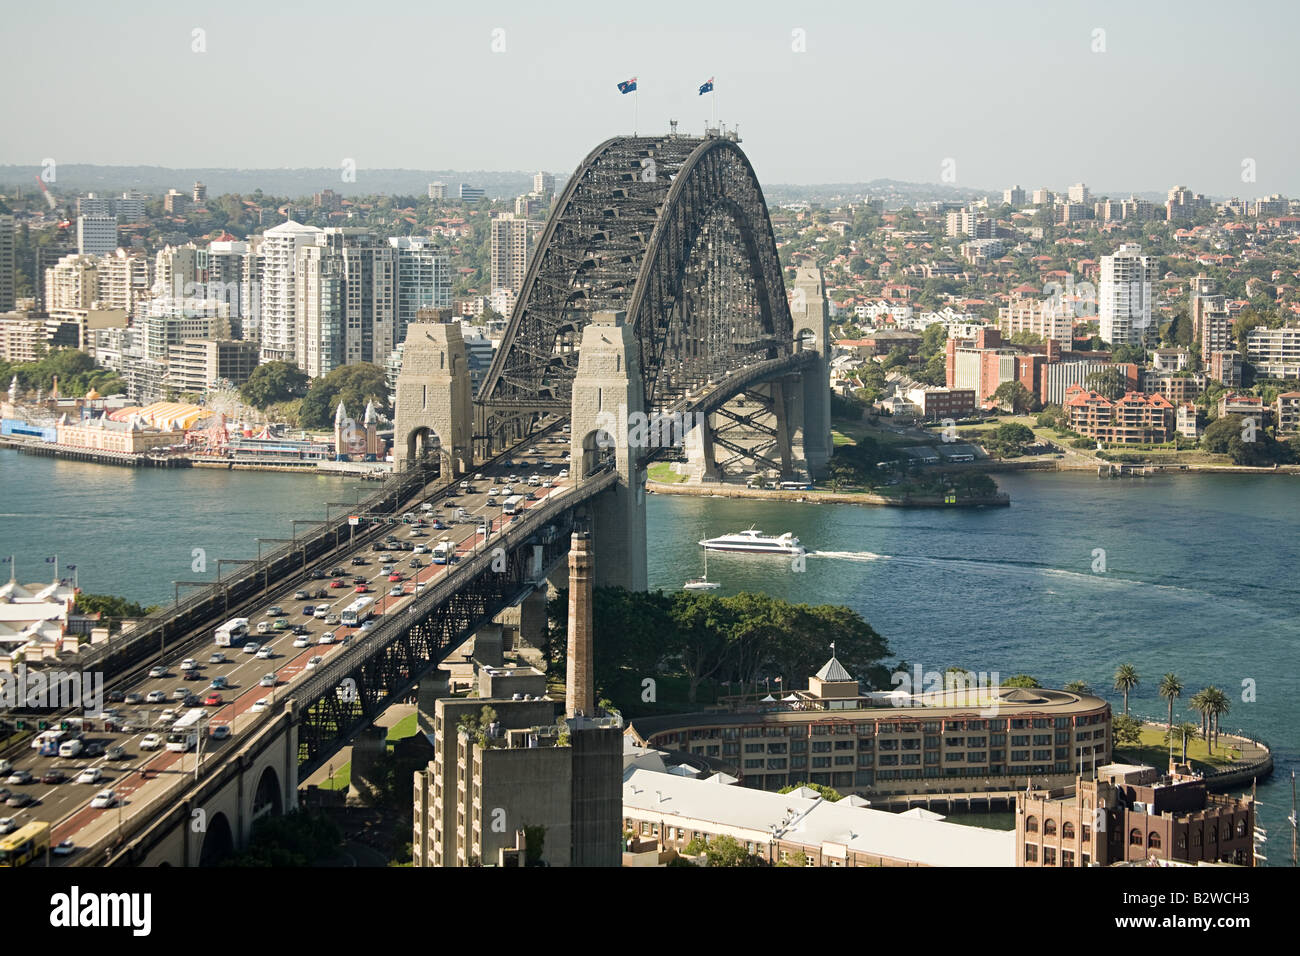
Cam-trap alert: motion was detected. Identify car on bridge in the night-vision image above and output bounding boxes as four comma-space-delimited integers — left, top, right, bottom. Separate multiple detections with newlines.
315, 606, 330, 618
355, 585, 370, 593
314, 588, 331, 599
257, 646, 274, 659
389, 586, 404, 597
41, 769, 68, 785
5, 769, 32, 785
251, 699, 269, 713
171, 687, 189, 700
292, 635, 311, 648
140, 734, 162, 751
268, 606, 285, 616
210, 725, 231, 741
387, 573, 403, 582
209, 652, 227, 665
319, 632, 335, 645
306, 656, 323, 670
243, 642, 260, 655
273, 620, 289, 631
183, 694, 203, 707
259, 673, 276, 687
125, 692, 144, 705
90, 789, 117, 809
330, 579, 346, 588
75, 767, 102, 784
294, 590, 310, 600
209, 676, 229, 690
148, 666, 167, 679
52, 841, 76, 857
204, 692, 223, 706
146, 690, 166, 703
0, 817, 15, 835
302, 605, 316, 616
5, 793, 34, 808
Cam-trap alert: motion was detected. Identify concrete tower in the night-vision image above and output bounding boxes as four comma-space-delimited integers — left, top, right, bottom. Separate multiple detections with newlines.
791, 265, 833, 476
565, 531, 595, 719
393, 318, 473, 475
569, 310, 647, 591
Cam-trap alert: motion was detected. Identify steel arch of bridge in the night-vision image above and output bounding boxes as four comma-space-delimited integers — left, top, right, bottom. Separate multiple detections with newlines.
477, 134, 793, 439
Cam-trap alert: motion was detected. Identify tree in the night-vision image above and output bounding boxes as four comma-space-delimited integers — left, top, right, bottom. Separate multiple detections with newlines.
1063, 680, 1091, 695
778, 782, 843, 802
73, 593, 158, 625
994, 422, 1035, 448
1189, 688, 1211, 748
919, 323, 947, 360
240, 361, 309, 408
1113, 663, 1140, 715
1003, 674, 1041, 688
1112, 713, 1142, 749
298, 363, 390, 429
1167, 722, 1200, 765
1158, 672, 1183, 738
990, 380, 1036, 414
1084, 367, 1126, 400
694, 833, 762, 867
1204, 686, 1230, 752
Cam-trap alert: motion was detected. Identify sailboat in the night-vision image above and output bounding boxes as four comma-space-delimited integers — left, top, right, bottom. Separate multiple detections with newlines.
683, 549, 720, 590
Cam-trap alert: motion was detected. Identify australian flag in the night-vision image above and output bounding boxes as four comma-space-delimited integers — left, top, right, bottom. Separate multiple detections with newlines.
698, 77, 714, 95
617, 77, 637, 95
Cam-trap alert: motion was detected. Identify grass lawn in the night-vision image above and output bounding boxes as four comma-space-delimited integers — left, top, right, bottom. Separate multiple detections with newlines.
647, 462, 686, 483
319, 762, 352, 792
1115, 724, 1238, 774
386, 712, 418, 742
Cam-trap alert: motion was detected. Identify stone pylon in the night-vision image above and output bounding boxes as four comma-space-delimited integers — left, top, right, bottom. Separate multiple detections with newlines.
569, 310, 647, 591
394, 319, 473, 475
791, 264, 832, 476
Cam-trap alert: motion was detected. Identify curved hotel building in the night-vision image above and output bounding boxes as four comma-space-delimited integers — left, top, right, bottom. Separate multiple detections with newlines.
626, 656, 1112, 799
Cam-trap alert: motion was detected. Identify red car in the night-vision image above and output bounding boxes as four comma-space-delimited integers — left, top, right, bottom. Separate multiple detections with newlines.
204, 692, 223, 706
329, 579, 345, 588
354, 585, 370, 593
387, 573, 402, 582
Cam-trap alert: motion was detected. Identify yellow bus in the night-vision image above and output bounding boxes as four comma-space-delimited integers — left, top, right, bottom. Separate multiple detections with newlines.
0, 821, 51, 867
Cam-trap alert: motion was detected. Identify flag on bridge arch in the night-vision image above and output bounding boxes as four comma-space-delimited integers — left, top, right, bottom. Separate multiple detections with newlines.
617, 77, 637, 94
698, 77, 714, 95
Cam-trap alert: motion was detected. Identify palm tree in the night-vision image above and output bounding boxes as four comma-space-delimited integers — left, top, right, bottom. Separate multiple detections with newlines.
1113, 664, 1140, 715
1167, 722, 1200, 764
1064, 680, 1091, 695
1205, 686, 1230, 753
1158, 673, 1184, 739
1189, 689, 1211, 748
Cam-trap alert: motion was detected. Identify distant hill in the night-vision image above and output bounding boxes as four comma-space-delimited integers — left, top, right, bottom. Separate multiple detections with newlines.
0, 165, 535, 200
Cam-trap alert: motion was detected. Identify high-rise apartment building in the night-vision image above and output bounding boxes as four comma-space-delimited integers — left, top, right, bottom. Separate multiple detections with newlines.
95, 250, 151, 313
388, 236, 451, 350
427, 182, 446, 200
945, 210, 993, 239
1188, 275, 1231, 367
76, 215, 117, 256
1067, 183, 1089, 204
1003, 185, 1025, 206
77, 194, 113, 217
0, 214, 14, 312
1099, 244, 1157, 347
294, 229, 396, 377
138, 296, 233, 361
258, 220, 322, 363
490, 213, 533, 296
458, 184, 485, 204
115, 190, 147, 223
532, 171, 555, 200
45, 253, 100, 311
192, 182, 207, 203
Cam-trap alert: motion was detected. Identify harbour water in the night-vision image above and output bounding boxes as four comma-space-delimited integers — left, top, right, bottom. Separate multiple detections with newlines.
2, 449, 1296, 862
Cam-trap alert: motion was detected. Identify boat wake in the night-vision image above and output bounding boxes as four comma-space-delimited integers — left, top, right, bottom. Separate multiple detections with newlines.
805, 550, 887, 562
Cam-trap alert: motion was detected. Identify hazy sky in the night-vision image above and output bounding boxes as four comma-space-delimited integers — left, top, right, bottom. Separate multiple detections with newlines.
4, 0, 1299, 195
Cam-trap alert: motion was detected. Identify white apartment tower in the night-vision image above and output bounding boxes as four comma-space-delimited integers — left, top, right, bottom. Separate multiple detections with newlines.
77, 215, 118, 256
258, 220, 322, 363
388, 236, 451, 349
490, 213, 533, 297
294, 229, 396, 377
1099, 243, 1157, 347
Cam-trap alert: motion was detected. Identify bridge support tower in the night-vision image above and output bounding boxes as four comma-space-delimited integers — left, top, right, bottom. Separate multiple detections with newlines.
394, 319, 474, 475
791, 265, 833, 477
569, 311, 647, 591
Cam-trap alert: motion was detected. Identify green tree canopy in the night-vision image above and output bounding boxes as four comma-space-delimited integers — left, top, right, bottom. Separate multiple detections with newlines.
298, 363, 391, 429
239, 361, 310, 408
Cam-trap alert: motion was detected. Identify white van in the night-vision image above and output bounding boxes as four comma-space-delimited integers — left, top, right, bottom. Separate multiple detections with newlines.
59, 739, 84, 759
257, 621, 271, 635
421, 502, 434, 512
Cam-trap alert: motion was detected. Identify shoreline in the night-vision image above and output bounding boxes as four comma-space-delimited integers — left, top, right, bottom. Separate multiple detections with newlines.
647, 480, 1010, 507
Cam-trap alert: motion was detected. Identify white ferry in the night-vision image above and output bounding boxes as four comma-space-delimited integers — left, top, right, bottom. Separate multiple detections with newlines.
698, 527, 803, 555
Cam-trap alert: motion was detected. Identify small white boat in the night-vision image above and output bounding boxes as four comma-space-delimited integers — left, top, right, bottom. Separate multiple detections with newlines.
699, 527, 803, 555
683, 551, 720, 590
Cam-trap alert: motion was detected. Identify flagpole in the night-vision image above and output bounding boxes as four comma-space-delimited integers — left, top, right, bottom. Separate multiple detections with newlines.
634, 84, 639, 136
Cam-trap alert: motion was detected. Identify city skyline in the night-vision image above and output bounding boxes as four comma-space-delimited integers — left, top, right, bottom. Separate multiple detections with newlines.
3, 1, 1300, 195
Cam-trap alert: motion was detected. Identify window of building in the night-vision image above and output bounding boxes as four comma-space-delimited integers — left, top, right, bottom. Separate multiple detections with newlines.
1148, 831, 1161, 850
812, 741, 832, 753
1043, 819, 1057, 836
1024, 843, 1038, 862
1043, 846, 1056, 865
1026, 816, 1038, 833
1062, 822, 1075, 840
1129, 828, 1142, 846
812, 757, 831, 769
1062, 850, 1075, 867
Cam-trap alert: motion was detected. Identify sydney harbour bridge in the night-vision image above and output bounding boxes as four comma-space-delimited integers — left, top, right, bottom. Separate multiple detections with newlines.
57, 130, 833, 865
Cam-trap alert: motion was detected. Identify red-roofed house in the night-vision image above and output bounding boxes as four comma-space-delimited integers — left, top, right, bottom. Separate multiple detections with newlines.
1065, 387, 1174, 444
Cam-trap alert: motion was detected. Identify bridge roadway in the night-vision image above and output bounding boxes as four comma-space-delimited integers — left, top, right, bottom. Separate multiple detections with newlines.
6, 429, 592, 864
